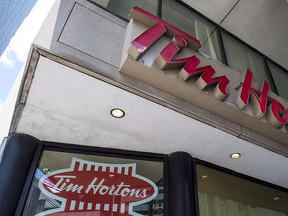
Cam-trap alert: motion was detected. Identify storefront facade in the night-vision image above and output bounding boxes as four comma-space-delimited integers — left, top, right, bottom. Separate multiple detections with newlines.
0, 0, 288, 215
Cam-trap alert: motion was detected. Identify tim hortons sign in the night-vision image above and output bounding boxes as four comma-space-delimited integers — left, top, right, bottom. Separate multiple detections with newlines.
119, 7, 288, 145
38, 158, 158, 216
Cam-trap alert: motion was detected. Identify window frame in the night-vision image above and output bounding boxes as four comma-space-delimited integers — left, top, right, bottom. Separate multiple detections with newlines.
15, 140, 167, 215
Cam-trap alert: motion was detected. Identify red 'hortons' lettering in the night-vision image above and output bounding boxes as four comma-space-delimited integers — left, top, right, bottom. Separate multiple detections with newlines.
236, 70, 288, 128
236, 69, 270, 119
267, 99, 288, 128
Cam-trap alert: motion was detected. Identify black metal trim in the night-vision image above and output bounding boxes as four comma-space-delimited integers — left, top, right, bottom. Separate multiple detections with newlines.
163, 154, 170, 216
167, 152, 197, 216
41, 140, 165, 162
192, 157, 200, 216
263, 58, 278, 94
217, 27, 229, 65
15, 141, 44, 216
158, 0, 163, 18
0, 134, 39, 216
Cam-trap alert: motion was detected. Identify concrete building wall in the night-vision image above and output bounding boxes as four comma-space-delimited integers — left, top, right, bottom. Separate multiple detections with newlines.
30, 0, 288, 154
7, 0, 288, 189
49, 0, 127, 76
33, 0, 61, 50
12, 49, 288, 188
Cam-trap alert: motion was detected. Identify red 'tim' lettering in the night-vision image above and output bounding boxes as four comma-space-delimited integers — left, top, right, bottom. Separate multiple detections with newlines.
127, 7, 288, 129
155, 36, 230, 101
129, 23, 166, 60
128, 7, 201, 60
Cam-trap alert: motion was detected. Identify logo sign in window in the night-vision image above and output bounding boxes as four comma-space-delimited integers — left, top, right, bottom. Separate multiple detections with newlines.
37, 158, 158, 216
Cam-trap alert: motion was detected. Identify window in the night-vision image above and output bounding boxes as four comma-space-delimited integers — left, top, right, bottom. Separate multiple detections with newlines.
90, 0, 288, 100
90, 0, 160, 19
267, 61, 288, 101
197, 164, 288, 216
23, 149, 164, 216
162, 0, 224, 62
90, 0, 225, 62
221, 31, 277, 92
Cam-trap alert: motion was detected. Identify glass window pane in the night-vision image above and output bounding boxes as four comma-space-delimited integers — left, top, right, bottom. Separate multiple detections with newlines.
23, 150, 164, 216
197, 164, 288, 216
221, 31, 276, 92
267, 61, 288, 101
162, 0, 225, 63
90, 0, 159, 20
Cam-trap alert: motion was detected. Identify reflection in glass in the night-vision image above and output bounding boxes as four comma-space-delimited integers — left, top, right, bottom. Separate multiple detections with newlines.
221, 31, 277, 93
197, 165, 288, 216
90, 0, 224, 63
162, 0, 224, 62
90, 0, 159, 20
267, 61, 288, 101
23, 150, 164, 216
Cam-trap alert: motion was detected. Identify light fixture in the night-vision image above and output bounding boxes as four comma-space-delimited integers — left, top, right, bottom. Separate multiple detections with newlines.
108, 174, 116, 178
42, 168, 52, 174
110, 108, 125, 118
230, 153, 241, 159
273, 196, 280, 201
201, 175, 209, 180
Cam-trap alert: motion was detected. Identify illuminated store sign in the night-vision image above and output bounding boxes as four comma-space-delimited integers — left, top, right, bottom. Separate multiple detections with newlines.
120, 7, 288, 144
38, 158, 158, 216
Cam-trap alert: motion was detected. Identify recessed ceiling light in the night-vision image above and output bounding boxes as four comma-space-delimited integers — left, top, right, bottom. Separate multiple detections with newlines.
201, 175, 209, 180
111, 108, 125, 118
108, 174, 116, 178
42, 168, 52, 174
230, 153, 241, 159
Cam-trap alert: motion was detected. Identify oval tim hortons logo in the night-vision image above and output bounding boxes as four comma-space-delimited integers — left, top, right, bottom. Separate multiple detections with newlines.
37, 158, 159, 216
